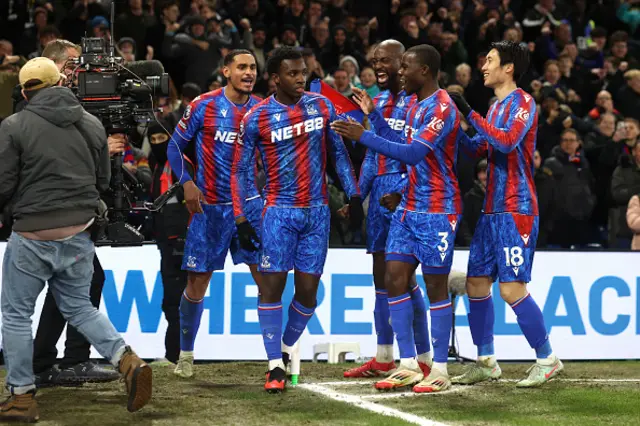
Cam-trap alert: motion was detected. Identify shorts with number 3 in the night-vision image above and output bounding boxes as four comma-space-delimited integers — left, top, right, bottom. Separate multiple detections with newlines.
467, 213, 538, 283
385, 210, 461, 274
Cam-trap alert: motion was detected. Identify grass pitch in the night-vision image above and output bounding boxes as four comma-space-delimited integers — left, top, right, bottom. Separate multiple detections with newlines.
10, 361, 640, 425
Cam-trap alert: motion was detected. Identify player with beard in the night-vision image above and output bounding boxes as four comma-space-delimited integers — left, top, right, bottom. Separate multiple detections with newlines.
231, 47, 362, 393
342, 40, 432, 380
167, 50, 263, 378
332, 45, 464, 393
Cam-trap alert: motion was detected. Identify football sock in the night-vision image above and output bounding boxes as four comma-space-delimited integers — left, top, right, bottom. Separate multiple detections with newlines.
282, 300, 315, 347
432, 361, 448, 375
430, 299, 452, 364
410, 285, 431, 356
258, 302, 283, 361
374, 289, 394, 345
376, 344, 394, 363
179, 292, 204, 352
510, 293, 552, 359
417, 351, 433, 365
468, 294, 495, 357
388, 294, 416, 359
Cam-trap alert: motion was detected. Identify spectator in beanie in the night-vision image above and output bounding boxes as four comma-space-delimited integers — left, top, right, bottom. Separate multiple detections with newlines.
545, 129, 596, 248
339, 55, 360, 86
610, 140, 640, 248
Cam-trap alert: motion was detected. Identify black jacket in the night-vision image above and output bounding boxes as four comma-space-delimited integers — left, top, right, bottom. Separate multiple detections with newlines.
610, 155, 640, 241
0, 86, 110, 232
544, 146, 596, 222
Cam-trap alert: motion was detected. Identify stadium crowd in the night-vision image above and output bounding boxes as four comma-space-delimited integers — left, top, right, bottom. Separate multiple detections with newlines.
1, 0, 640, 250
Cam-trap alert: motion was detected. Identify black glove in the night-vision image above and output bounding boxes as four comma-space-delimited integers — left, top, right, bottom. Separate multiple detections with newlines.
348, 196, 364, 230
236, 220, 260, 252
449, 92, 472, 118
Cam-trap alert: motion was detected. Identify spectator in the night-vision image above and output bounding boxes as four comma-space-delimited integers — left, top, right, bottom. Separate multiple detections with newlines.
457, 159, 487, 246
617, 0, 640, 36
587, 90, 622, 123
279, 24, 300, 48
248, 23, 271, 76
28, 25, 60, 59
545, 129, 596, 248
339, 55, 360, 86
609, 30, 639, 70
439, 31, 467, 78
616, 69, 640, 121
610, 140, 640, 248
303, 48, 325, 90
166, 82, 202, 132
19, 6, 49, 56
308, 20, 331, 59
356, 65, 379, 98
626, 194, 640, 250
321, 25, 364, 73
332, 68, 352, 97
115, 0, 155, 61
522, 0, 566, 42
534, 150, 556, 248
117, 37, 136, 63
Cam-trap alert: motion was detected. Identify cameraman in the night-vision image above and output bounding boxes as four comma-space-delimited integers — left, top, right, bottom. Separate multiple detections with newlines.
0, 57, 152, 421
13, 39, 126, 386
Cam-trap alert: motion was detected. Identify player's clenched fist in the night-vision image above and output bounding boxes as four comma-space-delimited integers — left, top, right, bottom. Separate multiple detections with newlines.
183, 181, 206, 214
380, 192, 402, 212
235, 219, 260, 252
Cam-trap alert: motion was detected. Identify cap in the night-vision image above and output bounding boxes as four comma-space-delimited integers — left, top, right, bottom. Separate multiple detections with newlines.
19, 57, 65, 90
91, 16, 109, 29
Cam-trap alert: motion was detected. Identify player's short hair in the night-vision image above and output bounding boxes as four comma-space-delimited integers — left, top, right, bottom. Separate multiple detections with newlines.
266, 46, 303, 75
406, 44, 440, 79
42, 39, 81, 64
224, 49, 256, 66
490, 40, 530, 83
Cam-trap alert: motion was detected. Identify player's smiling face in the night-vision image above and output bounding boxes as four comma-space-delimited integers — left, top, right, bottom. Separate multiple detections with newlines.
482, 49, 511, 88
224, 53, 257, 95
371, 45, 401, 90
398, 52, 425, 95
276, 58, 308, 102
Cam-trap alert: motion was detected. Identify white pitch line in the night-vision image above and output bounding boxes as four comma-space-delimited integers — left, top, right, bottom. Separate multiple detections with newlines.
362, 387, 468, 400
316, 380, 375, 386
316, 378, 640, 386
298, 383, 450, 426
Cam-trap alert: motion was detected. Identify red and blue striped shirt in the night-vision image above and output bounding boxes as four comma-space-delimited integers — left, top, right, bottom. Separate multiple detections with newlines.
359, 90, 417, 199
466, 88, 538, 215
231, 92, 359, 218
168, 87, 262, 205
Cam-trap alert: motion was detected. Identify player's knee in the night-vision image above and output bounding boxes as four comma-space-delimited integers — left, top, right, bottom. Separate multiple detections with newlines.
384, 265, 408, 296
499, 282, 527, 305
186, 272, 212, 300
423, 275, 449, 303
466, 276, 492, 297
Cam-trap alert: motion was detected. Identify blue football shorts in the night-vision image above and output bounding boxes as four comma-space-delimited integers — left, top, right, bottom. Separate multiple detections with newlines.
385, 209, 461, 275
182, 197, 263, 272
467, 213, 539, 283
259, 205, 330, 276
366, 173, 406, 253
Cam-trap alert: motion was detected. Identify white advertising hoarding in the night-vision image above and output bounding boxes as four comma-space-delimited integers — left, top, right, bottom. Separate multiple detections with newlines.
0, 243, 638, 361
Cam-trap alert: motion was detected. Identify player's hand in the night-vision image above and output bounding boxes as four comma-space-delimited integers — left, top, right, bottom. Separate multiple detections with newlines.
337, 204, 349, 219
351, 87, 375, 115
348, 196, 365, 230
107, 133, 126, 156
183, 181, 207, 214
449, 92, 472, 117
330, 117, 365, 141
380, 193, 402, 212
236, 219, 260, 252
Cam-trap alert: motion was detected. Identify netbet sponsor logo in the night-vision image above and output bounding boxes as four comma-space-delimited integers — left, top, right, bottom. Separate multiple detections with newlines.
385, 118, 406, 132
270, 117, 324, 142
215, 130, 239, 144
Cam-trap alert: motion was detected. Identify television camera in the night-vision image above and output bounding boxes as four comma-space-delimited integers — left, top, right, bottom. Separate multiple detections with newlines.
70, 36, 179, 245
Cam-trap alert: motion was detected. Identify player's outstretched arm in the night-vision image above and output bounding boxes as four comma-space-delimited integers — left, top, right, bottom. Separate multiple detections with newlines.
450, 91, 535, 153
331, 118, 430, 165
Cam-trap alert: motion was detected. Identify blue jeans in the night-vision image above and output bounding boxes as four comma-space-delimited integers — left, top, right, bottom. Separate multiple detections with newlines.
1, 231, 126, 394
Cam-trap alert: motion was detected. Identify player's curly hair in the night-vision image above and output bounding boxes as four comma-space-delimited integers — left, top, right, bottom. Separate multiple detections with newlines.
266, 46, 303, 76
490, 40, 530, 83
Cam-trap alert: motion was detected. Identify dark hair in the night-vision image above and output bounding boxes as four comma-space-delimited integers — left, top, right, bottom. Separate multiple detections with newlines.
181, 82, 201, 101
591, 27, 607, 39
561, 128, 580, 140
302, 48, 315, 58
40, 25, 61, 39
224, 49, 256, 66
406, 44, 441, 78
489, 40, 530, 82
266, 46, 303, 75
610, 30, 629, 44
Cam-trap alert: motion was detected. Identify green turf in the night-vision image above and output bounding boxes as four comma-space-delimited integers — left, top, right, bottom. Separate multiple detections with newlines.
2, 361, 638, 425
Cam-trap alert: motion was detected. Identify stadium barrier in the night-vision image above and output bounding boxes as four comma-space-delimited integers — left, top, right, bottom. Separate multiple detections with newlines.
0, 243, 637, 361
